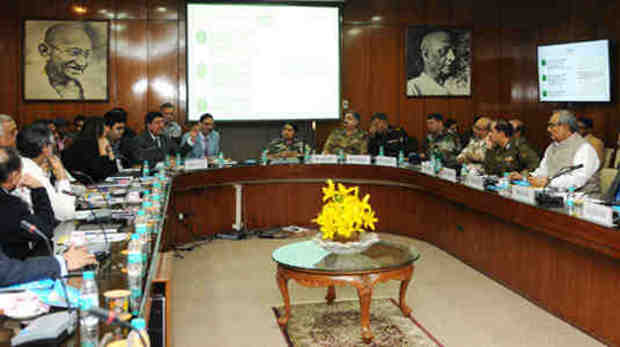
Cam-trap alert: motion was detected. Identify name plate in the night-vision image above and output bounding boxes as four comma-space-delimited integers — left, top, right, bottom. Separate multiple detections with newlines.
375, 156, 397, 167
420, 161, 434, 175
438, 168, 457, 182
465, 175, 485, 190
582, 202, 614, 227
345, 155, 371, 165
309, 155, 338, 164
511, 185, 536, 205
184, 159, 208, 170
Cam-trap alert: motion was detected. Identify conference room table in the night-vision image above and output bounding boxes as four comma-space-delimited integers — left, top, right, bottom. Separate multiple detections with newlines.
165, 162, 620, 346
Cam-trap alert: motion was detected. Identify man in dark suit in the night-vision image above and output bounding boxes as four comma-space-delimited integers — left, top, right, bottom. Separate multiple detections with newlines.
0, 146, 56, 259
129, 112, 195, 165
0, 244, 95, 286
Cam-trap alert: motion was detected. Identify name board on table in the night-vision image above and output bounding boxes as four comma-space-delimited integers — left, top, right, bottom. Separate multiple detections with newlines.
309, 155, 338, 164
582, 202, 614, 227
375, 156, 397, 167
184, 159, 208, 170
420, 161, 435, 176
464, 175, 485, 191
438, 168, 457, 183
345, 155, 371, 165
511, 185, 536, 205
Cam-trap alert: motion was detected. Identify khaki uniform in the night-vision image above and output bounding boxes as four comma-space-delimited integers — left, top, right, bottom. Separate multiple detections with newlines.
264, 137, 312, 157
323, 128, 368, 155
513, 136, 539, 156
483, 138, 540, 176
422, 130, 461, 168
457, 137, 487, 171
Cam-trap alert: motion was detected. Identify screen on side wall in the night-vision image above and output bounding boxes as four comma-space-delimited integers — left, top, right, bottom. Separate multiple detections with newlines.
187, 3, 341, 121
537, 39, 611, 102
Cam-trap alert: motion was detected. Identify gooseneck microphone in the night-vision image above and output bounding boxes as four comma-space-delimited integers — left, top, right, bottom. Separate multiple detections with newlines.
86, 306, 148, 346
20, 220, 53, 256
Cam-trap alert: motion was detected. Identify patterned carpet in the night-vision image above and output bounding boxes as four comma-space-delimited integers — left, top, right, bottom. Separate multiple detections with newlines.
273, 299, 443, 347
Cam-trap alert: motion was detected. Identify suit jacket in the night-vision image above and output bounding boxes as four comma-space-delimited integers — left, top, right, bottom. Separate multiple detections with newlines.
62, 138, 118, 183
129, 130, 193, 165
0, 188, 56, 260
0, 248, 60, 286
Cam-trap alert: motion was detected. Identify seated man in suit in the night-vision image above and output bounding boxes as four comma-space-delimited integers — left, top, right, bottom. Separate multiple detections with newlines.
130, 112, 194, 165
511, 110, 600, 193
0, 146, 57, 259
0, 243, 95, 287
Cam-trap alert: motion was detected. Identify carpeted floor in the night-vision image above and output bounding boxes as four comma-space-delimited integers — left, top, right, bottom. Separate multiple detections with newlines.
273, 298, 442, 347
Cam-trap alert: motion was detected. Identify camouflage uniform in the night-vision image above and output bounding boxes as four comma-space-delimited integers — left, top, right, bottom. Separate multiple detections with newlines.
457, 136, 488, 171
514, 136, 539, 157
323, 128, 368, 155
264, 137, 312, 157
483, 138, 540, 176
422, 129, 461, 168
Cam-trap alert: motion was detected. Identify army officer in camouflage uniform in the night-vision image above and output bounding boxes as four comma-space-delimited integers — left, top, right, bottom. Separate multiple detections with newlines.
484, 119, 539, 176
322, 111, 368, 155
264, 122, 312, 159
421, 113, 461, 168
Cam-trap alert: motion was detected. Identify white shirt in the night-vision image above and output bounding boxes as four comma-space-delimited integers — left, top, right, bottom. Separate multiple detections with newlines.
13, 157, 76, 221
532, 141, 600, 190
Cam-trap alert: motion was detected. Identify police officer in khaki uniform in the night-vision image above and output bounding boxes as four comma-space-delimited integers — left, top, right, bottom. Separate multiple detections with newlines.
421, 113, 461, 168
322, 111, 368, 155
484, 119, 540, 176
368, 113, 417, 156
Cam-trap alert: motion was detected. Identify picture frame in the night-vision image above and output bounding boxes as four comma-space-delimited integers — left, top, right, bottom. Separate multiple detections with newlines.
405, 25, 471, 97
23, 19, 109, 102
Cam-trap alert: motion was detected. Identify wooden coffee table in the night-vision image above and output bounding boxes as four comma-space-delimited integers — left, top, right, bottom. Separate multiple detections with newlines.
272, 239, 420, 344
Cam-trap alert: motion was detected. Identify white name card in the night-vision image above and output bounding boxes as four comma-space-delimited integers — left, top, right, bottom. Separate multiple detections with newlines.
438, 168, 457, 182
375, 156, 397, 167
511, 185, 536, 205
420, 161, 434, 176
309, 155, 339, 164
184, 158, 208, 170
582, 202, 614, 227
465, 175, 485, 190
345, 155, 371, 165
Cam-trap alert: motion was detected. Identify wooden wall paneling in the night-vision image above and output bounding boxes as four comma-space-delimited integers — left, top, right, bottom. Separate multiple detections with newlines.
0, 13, 19, 119
177, 19, 187, 125
148, 0, 179, 21
147, 22, 178, 115
448, 0, 473, 124
19, 0, 60, 18
368, 26, 401, 125
116, 0, 147, 20
471, 0, 500, 118
82, 0, 117, 21
342, 24, 371, 121
116, 20, 148, 130
342, 0, 372, 23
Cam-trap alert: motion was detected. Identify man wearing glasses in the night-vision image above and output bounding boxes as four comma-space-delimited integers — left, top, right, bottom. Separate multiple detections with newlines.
457, 116, 491, 172
511, 110, 600, 193
38, 23, 93, 99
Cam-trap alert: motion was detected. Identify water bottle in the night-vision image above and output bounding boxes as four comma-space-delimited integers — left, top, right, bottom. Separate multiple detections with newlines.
303, 147, 310, 163
152, 181, 162, 196
566, 186, 576, 216
127, 234, 143, 316
142, 200, 154, 234
79, 271, 99, 347
142, 161, 149, 177
499, 172, 511, 196
217, 152, 225, 168
398, 150, 405, 167
175, 152, 182, 169
165, 154, 171, 169
261, 150, 268, 166
127, 318, 151, 347
338, 149, 345, 164
379, 146, 384, 156
460, 164, 469, 180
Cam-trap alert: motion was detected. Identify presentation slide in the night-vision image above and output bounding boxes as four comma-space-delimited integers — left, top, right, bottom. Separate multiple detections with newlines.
538, 40, 611, 102
187, 4, 341, 121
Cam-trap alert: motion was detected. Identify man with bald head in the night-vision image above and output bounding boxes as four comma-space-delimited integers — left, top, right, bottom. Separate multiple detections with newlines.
457, 117, 491, 171
38, 23, 93, 99
0, 115, 17, 148
407, 31, 456, 96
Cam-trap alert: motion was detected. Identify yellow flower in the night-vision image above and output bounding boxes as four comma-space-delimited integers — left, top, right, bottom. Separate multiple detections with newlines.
314, 180, 379, 240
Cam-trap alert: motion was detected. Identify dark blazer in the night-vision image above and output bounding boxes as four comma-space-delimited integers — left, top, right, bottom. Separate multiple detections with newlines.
0, 248, 60, 286
0, 188, 56, 260
62, 138, 118, 183
128, 131, 193, 166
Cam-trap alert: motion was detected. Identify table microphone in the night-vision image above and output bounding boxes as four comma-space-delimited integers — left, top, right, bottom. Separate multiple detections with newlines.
85, 306, 148, 347
20, 220, 53, 256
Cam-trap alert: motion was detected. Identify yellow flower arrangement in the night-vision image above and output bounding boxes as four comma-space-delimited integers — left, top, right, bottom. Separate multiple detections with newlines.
313, 179, 378, 241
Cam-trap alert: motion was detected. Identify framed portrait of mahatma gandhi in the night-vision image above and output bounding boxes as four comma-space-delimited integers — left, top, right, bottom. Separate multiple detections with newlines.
23, 20, 109, 101
405, 26, 471, 97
